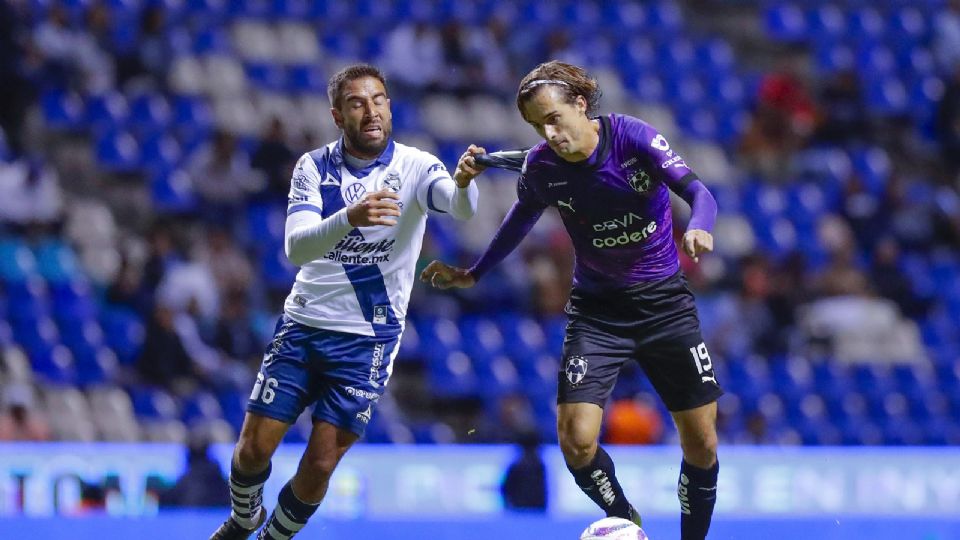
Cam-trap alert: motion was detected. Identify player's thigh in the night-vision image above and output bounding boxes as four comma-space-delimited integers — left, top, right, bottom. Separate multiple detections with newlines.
636, 333, 723, 412
310, 332, 401, 438
671, 401, 718, 447
558, 318, 633, 408
246, 316, 318, 424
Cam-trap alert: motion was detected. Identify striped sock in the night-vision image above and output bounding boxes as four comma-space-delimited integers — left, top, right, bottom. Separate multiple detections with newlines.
257, 482, 319, 540
230, 461, 271, 529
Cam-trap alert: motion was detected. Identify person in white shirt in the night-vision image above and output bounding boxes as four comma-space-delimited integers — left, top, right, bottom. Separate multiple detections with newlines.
209, 64, 484, 540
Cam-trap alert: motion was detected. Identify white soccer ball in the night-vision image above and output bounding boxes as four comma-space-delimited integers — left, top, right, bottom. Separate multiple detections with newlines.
579, 517, 649, 540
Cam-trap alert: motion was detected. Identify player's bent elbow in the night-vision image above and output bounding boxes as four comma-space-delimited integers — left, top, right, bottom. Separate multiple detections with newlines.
285, 241, 308, 267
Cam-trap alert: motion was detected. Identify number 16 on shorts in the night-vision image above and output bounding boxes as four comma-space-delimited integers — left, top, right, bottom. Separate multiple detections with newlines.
689, 342, 716, 384
251, 372, 279, 404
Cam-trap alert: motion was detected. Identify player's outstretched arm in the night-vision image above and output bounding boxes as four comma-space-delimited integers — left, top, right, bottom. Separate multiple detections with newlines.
452, 144, 488, 187
420, 260, 476, 289
682, 229, 714, 263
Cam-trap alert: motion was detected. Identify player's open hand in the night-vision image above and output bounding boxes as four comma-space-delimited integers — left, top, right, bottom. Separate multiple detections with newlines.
347, 189, 401, 227
452, 144, 487, 187
420, 260, 476, 289
682, 229, 713, 263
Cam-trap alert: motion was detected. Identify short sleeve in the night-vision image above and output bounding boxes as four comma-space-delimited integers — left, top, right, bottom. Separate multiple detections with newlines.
287, 152, 324, 216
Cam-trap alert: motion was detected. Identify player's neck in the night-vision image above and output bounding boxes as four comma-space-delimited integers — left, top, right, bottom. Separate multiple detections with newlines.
561, 119, 601, 163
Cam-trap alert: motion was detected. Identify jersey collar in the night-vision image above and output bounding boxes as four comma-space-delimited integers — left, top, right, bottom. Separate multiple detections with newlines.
334, 138, 396, 178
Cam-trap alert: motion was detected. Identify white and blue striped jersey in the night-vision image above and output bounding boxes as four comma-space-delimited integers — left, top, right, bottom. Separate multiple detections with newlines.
282, 138, 477, 337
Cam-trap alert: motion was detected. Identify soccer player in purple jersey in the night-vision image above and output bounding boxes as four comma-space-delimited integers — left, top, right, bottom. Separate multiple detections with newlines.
422, 61, 721, 540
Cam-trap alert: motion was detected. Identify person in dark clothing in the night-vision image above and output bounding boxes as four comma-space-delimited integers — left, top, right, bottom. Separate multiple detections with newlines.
500, 430, 547, 512
161, 435, 231, 508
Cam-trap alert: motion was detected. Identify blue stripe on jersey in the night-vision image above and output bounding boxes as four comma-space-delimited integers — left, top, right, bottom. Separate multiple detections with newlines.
309, 144, 400, 336
343, 263, 401, 337
426, 177, 447, 213
287, 203, 323, 215
309, 147, 344, 218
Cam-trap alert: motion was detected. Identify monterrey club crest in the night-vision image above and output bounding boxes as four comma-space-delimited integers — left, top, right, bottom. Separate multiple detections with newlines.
564, 355, 589, 385
628, 169, 652, 193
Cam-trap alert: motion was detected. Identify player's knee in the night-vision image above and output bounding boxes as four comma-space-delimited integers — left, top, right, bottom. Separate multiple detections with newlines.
558, 428, 597, 467
301, 452, 339, 481
235, 436, 274, 471
681, 429, 718, 468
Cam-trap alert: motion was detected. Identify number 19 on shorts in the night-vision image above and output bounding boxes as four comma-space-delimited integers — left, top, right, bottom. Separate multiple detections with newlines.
688, 342, 717, 384
251, 372, 279, 404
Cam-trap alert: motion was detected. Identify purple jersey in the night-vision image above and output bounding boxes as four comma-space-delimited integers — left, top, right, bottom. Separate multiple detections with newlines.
471, 113, 717, 292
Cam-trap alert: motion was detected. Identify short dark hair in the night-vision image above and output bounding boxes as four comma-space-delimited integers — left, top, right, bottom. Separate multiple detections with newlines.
326, 64, 388, 109
516, 61, 601, 117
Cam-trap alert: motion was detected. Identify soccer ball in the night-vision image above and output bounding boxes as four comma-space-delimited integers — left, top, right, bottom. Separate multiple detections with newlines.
579, 517, 649, 540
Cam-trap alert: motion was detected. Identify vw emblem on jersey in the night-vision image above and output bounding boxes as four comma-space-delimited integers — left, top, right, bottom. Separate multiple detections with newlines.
345, 182, 366, 203
383, 172, 402, 192
628, 170, 652, 193
565, 355, 589, 386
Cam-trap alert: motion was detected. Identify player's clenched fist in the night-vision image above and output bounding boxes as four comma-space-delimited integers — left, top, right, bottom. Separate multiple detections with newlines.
347, 189, 401, 227
452, 144, 487, 187
682, 229, 713, 263
419, 260, 476, 289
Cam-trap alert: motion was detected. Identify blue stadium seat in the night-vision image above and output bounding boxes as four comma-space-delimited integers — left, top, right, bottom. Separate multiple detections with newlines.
217, 388, 248, 431
865, 77, 909, 115
49, 278, 97, 323
100, 308, 145, 365
0, 238, 38, 283
182, 391, 225, 424
260, 244, 298, 291
287, 64, 327, 94
602, 1, 647, 31
140, 132, 184, 171
85, 91, 130, 133
129, 92, 172, 132
95, 129, 142, 173
73, 344, 117, 386
29, 343, 76, 384
34, 239, 81, 285
806, 5, 845, 38
5, 277, 50, 324
459, 316, 505, 360
848, 7, 886, 40
764, 3, 807, 42
192, 27, 232, 55
646, 1, 683, 34
130, 386, 180, 420
245, 63, 288, 91
427, 350, 478, 397
41, 89, 84, 131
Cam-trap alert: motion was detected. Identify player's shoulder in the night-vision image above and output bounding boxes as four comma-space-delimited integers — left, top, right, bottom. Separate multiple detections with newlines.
298, 141, 338, 173
609, 113, 656, 138
521, 141, 556, 178
392, 141, 446, 173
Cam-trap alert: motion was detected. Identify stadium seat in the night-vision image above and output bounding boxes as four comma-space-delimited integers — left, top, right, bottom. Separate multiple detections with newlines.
85, 91, 130, 133
0, 238, 38, 283
129, 386, 180, 420
99, 308, 145, 365
40, 89, 84, 131
128, 92, 172, 132
95, 129, 142, 173
34, 240, 82, 286
764, 3, 808, 43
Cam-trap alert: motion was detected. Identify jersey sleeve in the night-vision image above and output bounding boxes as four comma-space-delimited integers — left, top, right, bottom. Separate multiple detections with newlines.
630, 118, 698, 192
287, 152, 324, 216
414, 151, 478, 219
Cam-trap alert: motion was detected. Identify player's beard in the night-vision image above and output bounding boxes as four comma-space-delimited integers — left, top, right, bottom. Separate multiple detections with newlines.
344, 121, 392, 158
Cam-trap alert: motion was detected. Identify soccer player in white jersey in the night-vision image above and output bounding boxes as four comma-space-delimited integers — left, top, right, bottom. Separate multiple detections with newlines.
209, 64, 484, 540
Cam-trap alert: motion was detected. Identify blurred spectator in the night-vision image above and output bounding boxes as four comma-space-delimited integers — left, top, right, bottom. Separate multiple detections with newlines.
117, 4, 171, 91
811, 216, 870, 298
193, 226, 254, 299
711, 254, 783, 358
141, 220, 183, 295
105, 253, 152, 316
0, 158, 63, 234
137, 305, 197, 391
500, 430, 547, 512
380, 19, 444, 95
813, 69, 869, 145
0, 0, 34, 155
840, 174, 886, 251
214, 288, 262, 365
437, 20, 489, 97
0, 383, 51, 441
934, 0, 960, 73
159, 430, 230, 508
739, 67, 817, 179
32, 3, 114, 92
251, 117, 296, 200
602, 395, 664, 445
871, 237, 930, 319
936, 66, 960, 180
156, 257, 220, 321
186, 130, 265, 216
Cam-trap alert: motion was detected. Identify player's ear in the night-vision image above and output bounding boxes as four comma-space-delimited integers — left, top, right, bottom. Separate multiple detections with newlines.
575, 95, 587, 115
330, 108, 343, 130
